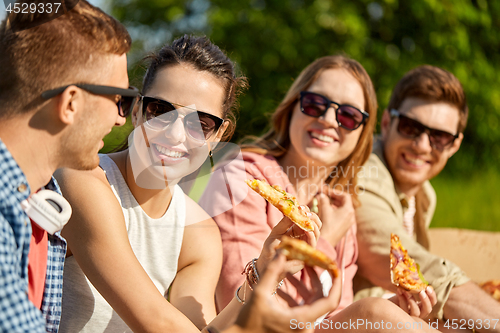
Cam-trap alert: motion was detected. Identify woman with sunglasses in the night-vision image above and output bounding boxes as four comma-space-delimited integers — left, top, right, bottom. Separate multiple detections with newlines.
200, 55, 440, 331
54, 35, 341, 333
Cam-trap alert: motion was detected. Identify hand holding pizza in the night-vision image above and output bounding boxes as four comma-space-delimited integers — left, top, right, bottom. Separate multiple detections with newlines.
390, 286, 437, 318
256, 210, 322, 282
389, 233, 437, 318
246, 179, 322, 281
313, 186, 355, 247
234, 253, 342, 333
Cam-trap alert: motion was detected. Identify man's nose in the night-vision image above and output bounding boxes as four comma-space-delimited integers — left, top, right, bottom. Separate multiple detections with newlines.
412, 131, 433, 153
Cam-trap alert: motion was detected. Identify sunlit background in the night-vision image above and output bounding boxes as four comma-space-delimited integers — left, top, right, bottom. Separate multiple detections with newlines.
2, 0, 499, 231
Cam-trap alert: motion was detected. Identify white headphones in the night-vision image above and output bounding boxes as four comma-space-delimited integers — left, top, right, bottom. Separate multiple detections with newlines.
21, 189, 72, 235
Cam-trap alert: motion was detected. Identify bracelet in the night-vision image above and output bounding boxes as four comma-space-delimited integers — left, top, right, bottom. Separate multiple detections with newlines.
272, 279, 284, 296
242, 258, 260, 289
251, 258, 260, 280
235, 285, 245, 304
205, 326, 221, 333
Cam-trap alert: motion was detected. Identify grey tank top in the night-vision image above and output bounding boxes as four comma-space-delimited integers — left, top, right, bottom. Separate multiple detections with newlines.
60, 154, 186, 333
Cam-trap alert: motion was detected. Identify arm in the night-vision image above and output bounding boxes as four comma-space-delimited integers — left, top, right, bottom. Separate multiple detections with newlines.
198, 159, 275, 310
443, 281, 500, 333
355, 188, 469, 319
0, 215, 45, 333
56, 168, 200, 333
214, 254, 342, 333
169, 195, 222, 329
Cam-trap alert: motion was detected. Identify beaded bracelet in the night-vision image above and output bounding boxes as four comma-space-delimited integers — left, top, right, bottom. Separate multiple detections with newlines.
242, 258, 259, 290
243, 258, 285, 296
272, 279, 284, 296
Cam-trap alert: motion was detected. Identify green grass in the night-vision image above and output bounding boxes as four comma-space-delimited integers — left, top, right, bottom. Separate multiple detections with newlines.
430, 169, 500, 231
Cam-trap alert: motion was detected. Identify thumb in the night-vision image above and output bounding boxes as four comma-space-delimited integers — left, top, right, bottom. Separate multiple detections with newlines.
317, 193, 330, 209
269, 215, 294, 236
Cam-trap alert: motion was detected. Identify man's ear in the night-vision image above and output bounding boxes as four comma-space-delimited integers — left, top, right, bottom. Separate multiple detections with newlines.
380, 109, 392, 140
56, 86, 81, 125
448, 132, 463, 158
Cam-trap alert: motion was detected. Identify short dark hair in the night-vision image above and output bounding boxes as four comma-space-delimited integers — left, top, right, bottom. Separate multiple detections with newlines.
0, 0, 131, 118
142, 35, 247, 142
387, 65, 468, 133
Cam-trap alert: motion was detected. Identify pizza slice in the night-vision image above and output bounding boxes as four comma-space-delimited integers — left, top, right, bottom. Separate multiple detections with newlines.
277, 236, 339, 278
480, 280, 500, 301
390, 233, 428, 293
245, 179, 314, 232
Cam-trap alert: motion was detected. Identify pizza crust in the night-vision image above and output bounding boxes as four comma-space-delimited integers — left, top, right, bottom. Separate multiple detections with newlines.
480, 280, 500, 301
245, 179, 314, 232
277, 236, 339, 278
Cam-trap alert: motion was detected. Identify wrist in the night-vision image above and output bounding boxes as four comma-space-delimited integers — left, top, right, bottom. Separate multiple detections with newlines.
223, 325, 248, 333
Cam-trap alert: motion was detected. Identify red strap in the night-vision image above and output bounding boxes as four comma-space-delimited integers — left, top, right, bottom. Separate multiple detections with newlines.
27, 221, 48, 309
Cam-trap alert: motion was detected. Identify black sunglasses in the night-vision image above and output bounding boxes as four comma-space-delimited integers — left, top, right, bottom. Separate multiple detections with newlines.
390, 109, 459, 151
300, 91, 369, 131
41, 84, 139, 118
141, 96, 224, 142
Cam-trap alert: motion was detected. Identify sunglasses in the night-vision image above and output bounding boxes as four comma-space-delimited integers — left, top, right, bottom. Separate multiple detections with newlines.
390, 109, 458, 151
300, 91, 369, 131
141, 96, 224, 142
41, 84, 139, 118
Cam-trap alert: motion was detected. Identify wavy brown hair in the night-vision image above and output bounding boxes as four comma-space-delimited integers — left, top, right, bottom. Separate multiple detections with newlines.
242, 55, 377, 202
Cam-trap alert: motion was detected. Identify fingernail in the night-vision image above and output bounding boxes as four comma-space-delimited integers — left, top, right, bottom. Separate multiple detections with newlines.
306, 212, 312, 217
420, 290, 427, 298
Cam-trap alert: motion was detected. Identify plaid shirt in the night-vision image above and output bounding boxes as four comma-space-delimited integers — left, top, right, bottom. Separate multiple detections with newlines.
0, 139, 66, 332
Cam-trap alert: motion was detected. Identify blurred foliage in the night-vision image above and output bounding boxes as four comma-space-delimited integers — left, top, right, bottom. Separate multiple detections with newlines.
107, 0, 500, 175
430, 168, 500, 231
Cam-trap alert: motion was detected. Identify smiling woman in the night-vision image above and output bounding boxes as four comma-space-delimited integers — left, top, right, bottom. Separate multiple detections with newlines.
199, 55, 442, 332
53, 35, 269, 333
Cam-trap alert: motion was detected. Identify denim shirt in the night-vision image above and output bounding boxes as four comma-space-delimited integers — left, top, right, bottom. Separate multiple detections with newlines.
0, 139, 67, 332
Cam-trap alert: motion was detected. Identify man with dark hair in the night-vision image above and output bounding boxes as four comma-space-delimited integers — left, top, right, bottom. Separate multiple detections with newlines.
0, 1, 135, 331
354, 65, 500, 331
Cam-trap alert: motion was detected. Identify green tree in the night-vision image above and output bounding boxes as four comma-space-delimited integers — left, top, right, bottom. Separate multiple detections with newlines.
107, 0, 500, 175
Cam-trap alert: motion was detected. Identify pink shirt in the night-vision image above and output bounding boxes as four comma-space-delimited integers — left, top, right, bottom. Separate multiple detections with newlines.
199, 152, 358, 314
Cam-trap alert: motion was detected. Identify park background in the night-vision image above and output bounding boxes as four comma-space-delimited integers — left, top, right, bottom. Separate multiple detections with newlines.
2, 0, 498, 231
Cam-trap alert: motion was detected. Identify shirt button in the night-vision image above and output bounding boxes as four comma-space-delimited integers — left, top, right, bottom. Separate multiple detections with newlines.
400, 198, 408, 208
17, 183, 28, 192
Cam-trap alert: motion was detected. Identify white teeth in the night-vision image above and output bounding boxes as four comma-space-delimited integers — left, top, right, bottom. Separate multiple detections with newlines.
405, 155, 425, 166
310, 132, 335, 143
154, 144, 186, 158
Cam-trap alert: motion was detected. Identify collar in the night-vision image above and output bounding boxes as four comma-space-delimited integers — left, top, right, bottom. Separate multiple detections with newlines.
0, 138, 31, 200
